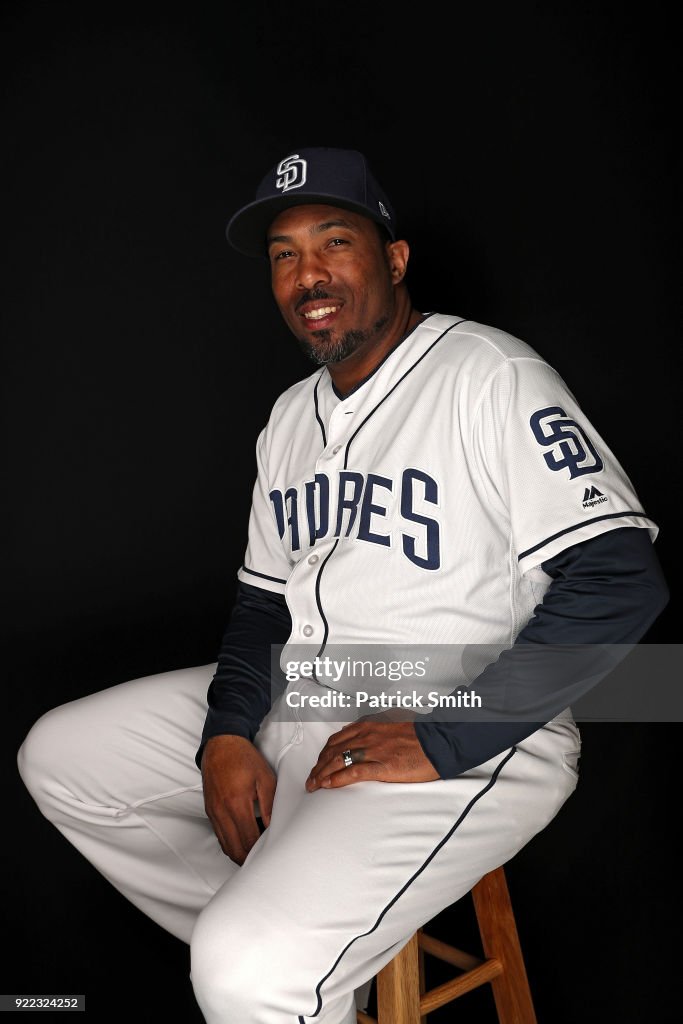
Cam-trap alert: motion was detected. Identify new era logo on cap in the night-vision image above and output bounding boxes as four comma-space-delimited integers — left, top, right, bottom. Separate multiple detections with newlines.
226, 146, 396, 257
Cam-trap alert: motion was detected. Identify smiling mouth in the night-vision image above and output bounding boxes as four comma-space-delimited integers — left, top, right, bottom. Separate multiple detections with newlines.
302, 306, 340, 321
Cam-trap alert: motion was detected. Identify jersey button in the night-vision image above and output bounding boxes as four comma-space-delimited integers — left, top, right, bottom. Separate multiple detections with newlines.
332, 444, 342, 454
308, 554, 319, 565
302, 624, 314, 637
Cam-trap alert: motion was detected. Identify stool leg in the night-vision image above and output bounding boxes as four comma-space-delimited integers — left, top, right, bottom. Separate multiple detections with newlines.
471, 867, 538, 1024
417, 930, 427, 1024
376, 932, 421, 1024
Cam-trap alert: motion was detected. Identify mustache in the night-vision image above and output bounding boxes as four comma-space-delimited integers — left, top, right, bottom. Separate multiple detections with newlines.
295, 288, 335, 311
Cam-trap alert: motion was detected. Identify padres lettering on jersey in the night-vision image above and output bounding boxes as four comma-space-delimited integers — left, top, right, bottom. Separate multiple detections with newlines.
269, 468, 440, 570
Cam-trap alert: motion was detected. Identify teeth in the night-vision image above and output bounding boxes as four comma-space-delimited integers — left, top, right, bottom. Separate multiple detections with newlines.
304, 306, 338, 320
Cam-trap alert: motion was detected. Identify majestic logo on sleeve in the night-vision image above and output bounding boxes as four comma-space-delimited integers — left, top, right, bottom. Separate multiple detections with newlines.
269, 468, 441, 570
276, 154, 307, 193
582, 485, 608, 509
530, 406, 604, 479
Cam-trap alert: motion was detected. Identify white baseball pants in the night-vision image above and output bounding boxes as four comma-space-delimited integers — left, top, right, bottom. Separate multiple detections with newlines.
17, 664, 581, 1024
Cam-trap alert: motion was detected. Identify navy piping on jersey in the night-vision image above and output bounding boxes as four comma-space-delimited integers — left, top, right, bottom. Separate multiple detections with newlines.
518, 510, 650, 561
329, 312, 436, 401
311, 316, 444, 473
343, 318, 468, 469
313, 375, 327, 447
297, 745, 517, 1022
313, 539, 339, 658
240, 565, 288, 586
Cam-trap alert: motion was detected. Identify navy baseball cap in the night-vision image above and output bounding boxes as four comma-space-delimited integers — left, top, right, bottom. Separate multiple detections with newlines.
226, 147, 397, 257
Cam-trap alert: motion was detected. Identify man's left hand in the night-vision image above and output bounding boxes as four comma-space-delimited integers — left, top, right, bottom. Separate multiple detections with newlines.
305, 721, 440, 790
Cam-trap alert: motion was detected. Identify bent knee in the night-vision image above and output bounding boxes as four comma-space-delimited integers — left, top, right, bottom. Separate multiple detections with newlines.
190, 911, 307, 1021
18, 704, 73, 799
17, 698, 104, 811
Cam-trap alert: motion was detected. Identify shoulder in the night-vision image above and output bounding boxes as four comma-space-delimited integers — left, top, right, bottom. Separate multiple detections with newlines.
420, 313, 557, 392
255, 367, 323, 448
429, 314, 547, 364
270, 368, 322, 414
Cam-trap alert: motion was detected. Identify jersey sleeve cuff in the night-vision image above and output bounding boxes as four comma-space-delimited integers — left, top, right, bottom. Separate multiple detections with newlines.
237, 564, 288, 596
517, 514, 659, 575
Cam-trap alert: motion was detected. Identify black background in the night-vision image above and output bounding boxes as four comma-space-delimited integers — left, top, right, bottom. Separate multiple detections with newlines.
2, 2, 680, 1021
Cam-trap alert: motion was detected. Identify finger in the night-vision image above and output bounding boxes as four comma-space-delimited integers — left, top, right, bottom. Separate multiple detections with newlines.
307, 746, 369, 791
307, 724, 367, 778
306, 744, 359, 788
321, 761, 380, 789
256, 774, 276, 827
320, 722, 368, 754
234, 802, 262, 855
216, 802, 260, 864
209, 811, 249, 864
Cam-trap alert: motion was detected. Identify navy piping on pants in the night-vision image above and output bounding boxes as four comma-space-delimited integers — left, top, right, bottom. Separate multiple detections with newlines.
297, 745, 518, 1022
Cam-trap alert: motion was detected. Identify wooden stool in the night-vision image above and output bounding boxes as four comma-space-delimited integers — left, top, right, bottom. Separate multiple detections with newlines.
357, 866, 537, 1024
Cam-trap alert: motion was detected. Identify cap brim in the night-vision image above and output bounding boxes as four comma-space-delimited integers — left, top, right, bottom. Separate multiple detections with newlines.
226, 193, 395, 258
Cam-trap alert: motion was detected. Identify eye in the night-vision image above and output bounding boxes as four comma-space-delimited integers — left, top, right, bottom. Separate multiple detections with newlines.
327, 237, 348, 248
271, 249, 295, 262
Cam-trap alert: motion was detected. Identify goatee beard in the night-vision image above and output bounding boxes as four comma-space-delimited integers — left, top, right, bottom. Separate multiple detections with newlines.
296, 328, 367, 365
296, 317, 389, 366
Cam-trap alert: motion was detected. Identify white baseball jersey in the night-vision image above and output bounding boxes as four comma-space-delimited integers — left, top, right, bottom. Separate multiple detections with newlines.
237, 313, 657, 665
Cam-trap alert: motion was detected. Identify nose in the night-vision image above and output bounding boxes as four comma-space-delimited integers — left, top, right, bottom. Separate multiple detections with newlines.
296, 251, 332, 291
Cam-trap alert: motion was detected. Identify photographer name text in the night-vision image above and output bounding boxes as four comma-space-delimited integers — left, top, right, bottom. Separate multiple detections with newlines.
285, 689, 482, 710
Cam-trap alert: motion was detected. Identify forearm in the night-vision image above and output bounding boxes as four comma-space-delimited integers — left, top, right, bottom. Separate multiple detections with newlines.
195, 582, 291, 768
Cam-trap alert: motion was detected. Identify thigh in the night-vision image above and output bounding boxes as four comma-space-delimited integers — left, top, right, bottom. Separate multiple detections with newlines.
192, 711, 580, 1021
20, 663, 217, 807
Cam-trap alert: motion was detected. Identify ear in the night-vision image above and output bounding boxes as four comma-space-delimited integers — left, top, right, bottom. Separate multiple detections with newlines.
386, 239, 410, 284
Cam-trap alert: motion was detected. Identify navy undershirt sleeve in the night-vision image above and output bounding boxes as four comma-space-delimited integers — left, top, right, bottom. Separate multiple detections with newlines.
195, 528, 668, 775
414, 527, 668, 777
194, 583, 291, 769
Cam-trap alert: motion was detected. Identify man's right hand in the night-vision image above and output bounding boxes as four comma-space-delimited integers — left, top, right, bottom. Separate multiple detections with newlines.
200, 735, 276, 865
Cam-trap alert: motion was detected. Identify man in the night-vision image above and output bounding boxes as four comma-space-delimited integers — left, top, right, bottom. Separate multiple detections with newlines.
18, 146, 668, 1024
